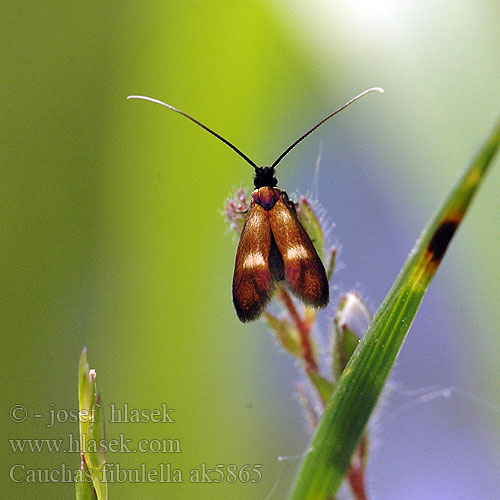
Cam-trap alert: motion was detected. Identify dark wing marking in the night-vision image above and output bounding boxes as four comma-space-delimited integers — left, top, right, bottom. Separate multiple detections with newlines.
269, 195, 329, 308
232, 202, 275, 322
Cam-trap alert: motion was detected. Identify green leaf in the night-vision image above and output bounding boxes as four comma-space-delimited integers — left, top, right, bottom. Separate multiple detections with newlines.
289, 117, 500, 499
332, 292, 371, 381
332, 323, 361, 382
264, 312, 302, 357
297, 197, 326, 261
75, 456, 97, 500
308, 371, 335, 404
78, 348, 92, 420
77, 348, 108, 500
326, 247, 337, 281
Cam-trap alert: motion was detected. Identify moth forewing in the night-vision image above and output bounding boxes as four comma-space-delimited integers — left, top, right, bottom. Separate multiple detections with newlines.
268, 193, 329, 308
232, 202, 275, 322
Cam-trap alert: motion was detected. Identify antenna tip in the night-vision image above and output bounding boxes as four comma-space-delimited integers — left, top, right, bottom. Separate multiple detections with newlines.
372, 87, 384, 94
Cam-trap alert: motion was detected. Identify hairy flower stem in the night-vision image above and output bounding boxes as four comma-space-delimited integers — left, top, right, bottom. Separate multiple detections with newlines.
346, 437, 368, 500
277, 286, 317, 373
277, 287, 368, 500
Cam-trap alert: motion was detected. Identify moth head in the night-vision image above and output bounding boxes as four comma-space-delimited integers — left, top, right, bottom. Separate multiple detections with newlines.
254, 166, 278, 189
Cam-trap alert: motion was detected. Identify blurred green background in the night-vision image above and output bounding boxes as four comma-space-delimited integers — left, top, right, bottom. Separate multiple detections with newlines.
2, 1, 499, 499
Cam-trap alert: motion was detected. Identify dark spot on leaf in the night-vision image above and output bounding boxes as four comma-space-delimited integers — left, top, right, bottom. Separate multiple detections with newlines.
427, 220, 458, 263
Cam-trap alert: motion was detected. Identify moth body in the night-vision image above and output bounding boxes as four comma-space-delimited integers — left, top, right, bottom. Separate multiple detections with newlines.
232, 176, 329, 323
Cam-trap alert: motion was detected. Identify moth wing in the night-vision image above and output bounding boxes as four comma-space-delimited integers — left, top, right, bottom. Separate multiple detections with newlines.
269, 195, 329, 308
232, 202, 275, 322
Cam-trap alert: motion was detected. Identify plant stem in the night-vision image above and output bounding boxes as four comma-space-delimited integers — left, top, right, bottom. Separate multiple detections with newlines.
278, 286, 369, 500
347, 437, 368, 500
278, 286, 317, 373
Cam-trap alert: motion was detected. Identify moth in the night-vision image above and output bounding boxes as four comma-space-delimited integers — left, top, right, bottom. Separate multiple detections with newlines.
128, 87, 382, 322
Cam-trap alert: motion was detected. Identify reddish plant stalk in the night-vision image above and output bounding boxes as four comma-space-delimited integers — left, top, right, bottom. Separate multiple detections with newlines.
278, 287, 317, 373
347, 437, 368, 500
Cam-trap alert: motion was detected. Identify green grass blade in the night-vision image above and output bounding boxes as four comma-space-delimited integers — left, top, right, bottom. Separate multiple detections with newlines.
77, 348, 108, 500
289, 117, 500, 500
